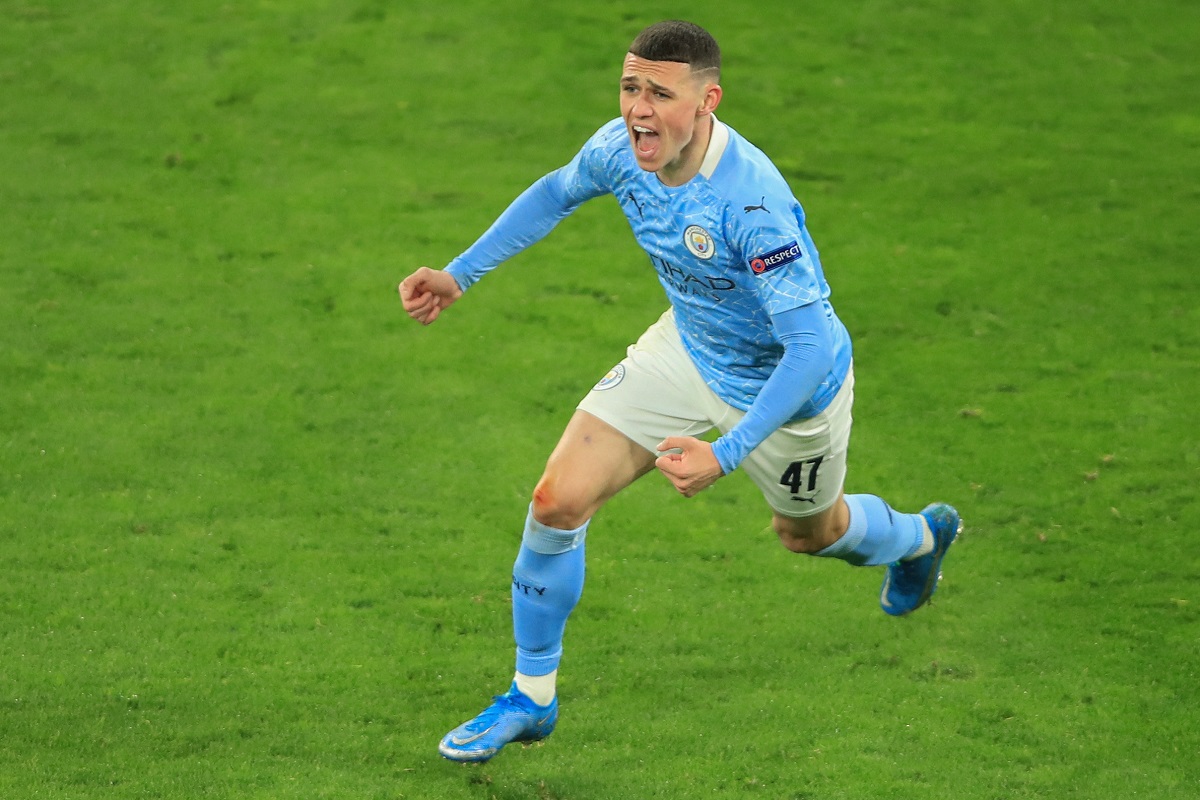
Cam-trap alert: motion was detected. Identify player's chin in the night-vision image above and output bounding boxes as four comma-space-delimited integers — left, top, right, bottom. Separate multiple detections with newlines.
628, 142, 660, 172
632, 154, 660, 173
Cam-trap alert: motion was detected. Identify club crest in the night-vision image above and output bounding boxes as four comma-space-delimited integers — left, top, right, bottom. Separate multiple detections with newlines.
683, 225, 716, 260
593, 364, 626, 391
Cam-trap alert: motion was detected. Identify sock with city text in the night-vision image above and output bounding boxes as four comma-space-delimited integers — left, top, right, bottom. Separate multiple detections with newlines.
511, 508, 587, 698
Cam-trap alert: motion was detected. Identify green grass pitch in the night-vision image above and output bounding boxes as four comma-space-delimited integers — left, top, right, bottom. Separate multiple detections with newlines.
1, 1, 1197, 798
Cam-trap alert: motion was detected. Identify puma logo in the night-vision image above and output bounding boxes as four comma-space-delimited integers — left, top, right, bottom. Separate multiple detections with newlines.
743, 196, 770, 214
627, 191, 645, 219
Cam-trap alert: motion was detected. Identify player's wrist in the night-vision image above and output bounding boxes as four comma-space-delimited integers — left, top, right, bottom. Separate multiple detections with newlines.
711, 437, 739, 475
443, 260, 474, 293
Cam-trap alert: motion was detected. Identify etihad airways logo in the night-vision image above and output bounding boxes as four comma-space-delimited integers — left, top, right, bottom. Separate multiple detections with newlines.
650, 255, 735, 302
749, 242, 803, 275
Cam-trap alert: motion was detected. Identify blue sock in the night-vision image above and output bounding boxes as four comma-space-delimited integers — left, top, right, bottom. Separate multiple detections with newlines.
512, 507, 588, 676
816, 494, 924, 566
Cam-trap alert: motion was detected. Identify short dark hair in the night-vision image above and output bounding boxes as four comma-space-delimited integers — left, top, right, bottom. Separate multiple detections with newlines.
629, 20, 721, 79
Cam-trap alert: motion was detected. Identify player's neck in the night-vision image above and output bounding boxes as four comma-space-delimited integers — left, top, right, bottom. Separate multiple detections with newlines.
657, 115, 714, 188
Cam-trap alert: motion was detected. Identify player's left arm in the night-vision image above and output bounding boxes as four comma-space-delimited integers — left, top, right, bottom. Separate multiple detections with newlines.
657, 194, 832, 497
656, 302, 833, 496
709, 301, 833, 472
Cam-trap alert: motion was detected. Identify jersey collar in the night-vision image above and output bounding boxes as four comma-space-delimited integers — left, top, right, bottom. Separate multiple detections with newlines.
698, 114, 729, 180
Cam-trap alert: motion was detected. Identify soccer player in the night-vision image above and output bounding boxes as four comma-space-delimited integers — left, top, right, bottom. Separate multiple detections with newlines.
399, 20, 961, 763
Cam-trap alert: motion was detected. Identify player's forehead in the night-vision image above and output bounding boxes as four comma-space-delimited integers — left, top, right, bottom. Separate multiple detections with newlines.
621, 53, 695, 87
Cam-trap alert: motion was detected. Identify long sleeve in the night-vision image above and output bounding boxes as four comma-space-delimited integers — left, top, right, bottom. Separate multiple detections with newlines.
710, 301, 835, 474
443, 171, 584, 292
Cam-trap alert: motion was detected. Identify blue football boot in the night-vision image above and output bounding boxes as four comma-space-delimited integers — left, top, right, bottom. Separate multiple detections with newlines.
438, 682, 557, 763
880, 503, 961, 616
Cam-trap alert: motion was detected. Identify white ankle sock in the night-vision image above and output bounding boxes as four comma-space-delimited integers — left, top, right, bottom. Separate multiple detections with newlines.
907, 519, 935, 560
514, 670, 557, 706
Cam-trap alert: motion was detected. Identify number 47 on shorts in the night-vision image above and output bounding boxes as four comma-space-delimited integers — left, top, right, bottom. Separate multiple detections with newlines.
780, 456, 823, 503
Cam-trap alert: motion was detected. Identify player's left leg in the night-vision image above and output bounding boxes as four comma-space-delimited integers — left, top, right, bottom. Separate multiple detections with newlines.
771, 496, 932, 567
739, 367, 960, 615
770, 497, 960, 615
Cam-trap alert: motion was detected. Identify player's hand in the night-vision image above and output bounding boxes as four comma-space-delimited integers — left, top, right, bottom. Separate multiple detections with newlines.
398, 267, 463, 325
654, 436, 726, 498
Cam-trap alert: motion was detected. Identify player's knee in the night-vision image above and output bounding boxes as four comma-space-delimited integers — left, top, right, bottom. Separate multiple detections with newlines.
531, 476, 592, 531
772, 512, 838, 555
774, 523, 823, 554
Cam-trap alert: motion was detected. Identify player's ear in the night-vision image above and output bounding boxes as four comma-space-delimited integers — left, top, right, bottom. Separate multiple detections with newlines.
698, 82, 722, 117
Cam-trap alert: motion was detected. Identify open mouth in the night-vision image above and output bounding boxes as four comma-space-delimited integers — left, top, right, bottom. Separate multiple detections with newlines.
632, 125, 660, 159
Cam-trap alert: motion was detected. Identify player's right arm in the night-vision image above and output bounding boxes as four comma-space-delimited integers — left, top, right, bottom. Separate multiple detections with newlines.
400, 122, 619, 323
396, 173, 581, 326
441, 171, 584, 293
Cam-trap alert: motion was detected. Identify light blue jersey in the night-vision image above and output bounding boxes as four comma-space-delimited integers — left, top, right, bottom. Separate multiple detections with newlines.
446, 116, 852, 423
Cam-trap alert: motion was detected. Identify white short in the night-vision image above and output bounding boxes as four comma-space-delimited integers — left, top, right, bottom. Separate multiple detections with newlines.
578, 310, 854, 517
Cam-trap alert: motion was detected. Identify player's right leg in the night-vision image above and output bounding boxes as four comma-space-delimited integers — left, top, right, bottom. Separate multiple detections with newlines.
439, 410, 656, 763
440, 311, 714, 763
